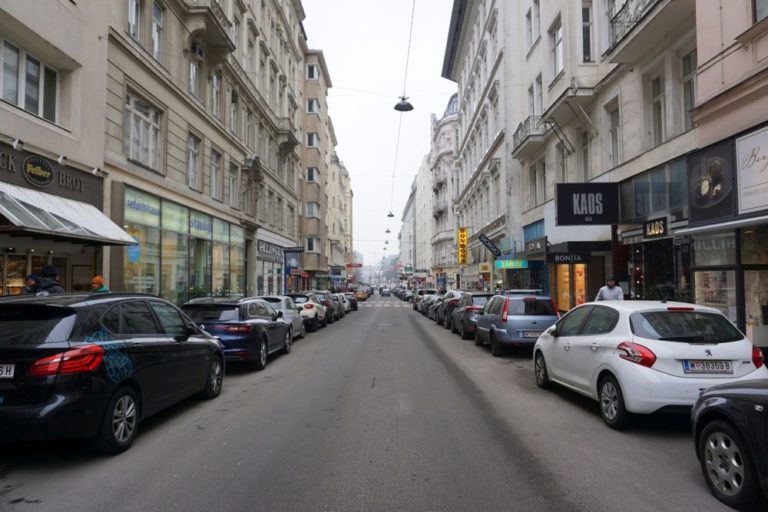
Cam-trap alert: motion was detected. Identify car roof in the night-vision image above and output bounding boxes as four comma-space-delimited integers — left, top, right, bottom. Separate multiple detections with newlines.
581, 300, 723, 315
182, 297, 258, 306
0, 292, 159, 307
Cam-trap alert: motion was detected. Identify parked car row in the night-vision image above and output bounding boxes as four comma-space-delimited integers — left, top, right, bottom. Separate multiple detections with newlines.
0, 289, 358, 455
418, 293, 768, 510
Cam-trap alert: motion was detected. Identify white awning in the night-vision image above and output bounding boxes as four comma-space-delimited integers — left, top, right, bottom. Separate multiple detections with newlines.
673, 214, 768, 236
0, 181, 136, 246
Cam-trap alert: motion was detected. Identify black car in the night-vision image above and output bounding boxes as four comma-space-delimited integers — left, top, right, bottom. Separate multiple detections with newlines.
0, 293, 223, 454
181, 297, 290, 370
451, 292, 493, 339
692, 379, 768, 510
436, 291, 464, 328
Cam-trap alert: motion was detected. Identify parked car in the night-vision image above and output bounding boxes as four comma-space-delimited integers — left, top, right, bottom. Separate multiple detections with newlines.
418, 293, 439, 315
0, 293, 223, 454
452, 292, 493, 339
259, 295, 306, 340
475, 294, 559, 355
404, 290, 414, 303
343, 292, 358, 311
311, 290, 337, 324
381, 288, 391, 297
182, 297, 290, 370
534, 301, 768, 429
354, 289, 368, 302
427, 297, 444, 320
413, 289, 438, 311
331, 294, 346, 319
286, 293, 327, 331
692, 379, 768, 510
436, 290, 464, 328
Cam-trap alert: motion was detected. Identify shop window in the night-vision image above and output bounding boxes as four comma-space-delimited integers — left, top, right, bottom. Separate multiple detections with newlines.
161, 201, 189, 305
694, 270, 737, 322
741, 225, 768, 264
650, 167, 667, 212
693, 231, 737, 267
124, 223, 160, 295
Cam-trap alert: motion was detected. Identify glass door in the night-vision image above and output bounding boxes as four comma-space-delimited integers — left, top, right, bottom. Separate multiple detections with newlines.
744, 269, 768, 347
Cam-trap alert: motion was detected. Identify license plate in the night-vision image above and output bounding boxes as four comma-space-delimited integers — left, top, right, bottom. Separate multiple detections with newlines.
682, 360, 733, 374
0, 364, 15, 379
521, 331, 542, 338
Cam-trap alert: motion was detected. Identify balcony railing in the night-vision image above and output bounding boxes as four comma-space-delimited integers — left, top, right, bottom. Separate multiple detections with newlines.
183, 0, 236, 53
432, 200, 448, 217
607, 0, 659, 48
511, 115, 547, 159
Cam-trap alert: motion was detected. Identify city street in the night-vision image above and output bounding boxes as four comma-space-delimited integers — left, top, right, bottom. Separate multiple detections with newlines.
2, 295, 730, 512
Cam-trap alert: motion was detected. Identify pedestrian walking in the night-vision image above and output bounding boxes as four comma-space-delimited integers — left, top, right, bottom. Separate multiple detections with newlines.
90, 275, 110, 293
37, 265, 65, 294
22, 274, 39, 294
595, 275, 624, 301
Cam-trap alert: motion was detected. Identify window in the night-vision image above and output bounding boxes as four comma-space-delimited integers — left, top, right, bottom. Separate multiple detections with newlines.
307, 64, 319, 79
307, 132, 319, 147
267, 190, 274, 225
229, 163, 239, 209
128, 0, 142, 40
550, 17, 564, 77
535, 74, 543, 114
211, 70, 221, 118
527, 85, 535, 115
555, 142, 567, 183
307, 98, 320, 113
533, 0, 541, 40
305, 201, 320, 218
246, 40, 254, 74
210, 149, 221, 200
150, 301, 186, 336
650, 76, 665, 146
124, 92, 160, 169
582, 306, 619, 335
189, 42, 203, 98
229, 91, 239, 134
186, 133, 200, 189
755, 0, 768, 23
287, 205, 295, 235
276, 197, 283, 231
526, 9, 533, 48
529, 158, 546, 206
151, 2, 163, 61
682, 50, 697, 131
582, 2, 593, 63
307, 167, 318, 182
305, 236, 319, 252
557, 306, 592, 336
2, 40, 58, 123
244, 176, 254, 216
245, 108, 253, 148
607, 102, 621, 167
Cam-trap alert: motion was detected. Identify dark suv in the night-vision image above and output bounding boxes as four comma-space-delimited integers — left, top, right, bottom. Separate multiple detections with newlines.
0, 293, 223, 454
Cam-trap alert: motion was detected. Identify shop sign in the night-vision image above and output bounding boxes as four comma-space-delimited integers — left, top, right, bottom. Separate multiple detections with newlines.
525, 237, 547, 255
643, 217, 667, 239
22, 156, 54, 187
315, 273, 330, 279
330, 265, 345, 275
190, 212, 213, 239
737, 126, 768, 215
495, 259, 528, 269
688, 139, 736, 225
290, 268, 303, 275
547, 253, 590, 264
479, 262, 491, 273
457, 227, 468, 264
283, 246, 305, 253
478, 233, 501, 257
346, 262, 363, 268
257, 240, 284, 263
125, 188, 161, 228
555, 183, 620, 225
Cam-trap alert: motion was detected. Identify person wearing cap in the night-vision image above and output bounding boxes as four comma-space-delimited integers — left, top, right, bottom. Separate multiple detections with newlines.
37, 265, 65, 294
90, 275, 110, 294
22, 274, 39, 294
595, 275, 624, 301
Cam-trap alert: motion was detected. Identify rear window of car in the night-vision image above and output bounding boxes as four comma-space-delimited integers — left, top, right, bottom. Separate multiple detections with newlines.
181, 305, 240, 322
0, 305, 77, 345
630, 311, 743, 343
291, 296, 310, 304
315, 292, 329, 300
507, 297, 556, 316
472, 296, 490, 306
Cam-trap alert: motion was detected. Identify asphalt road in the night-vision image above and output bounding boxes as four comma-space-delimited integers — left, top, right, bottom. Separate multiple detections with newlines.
2, 295, 733, 512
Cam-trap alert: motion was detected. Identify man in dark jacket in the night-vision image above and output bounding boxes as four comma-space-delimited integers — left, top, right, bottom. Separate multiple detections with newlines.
22, 274, 39, 294
37, 265, 65, 294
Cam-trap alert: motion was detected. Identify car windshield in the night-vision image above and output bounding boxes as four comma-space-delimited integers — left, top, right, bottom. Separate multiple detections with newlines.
507, 298, 556, 316
181, 305, 240, 322
0, 305, 77, 345
262, 297, 282, 306
630, 311, 743, 343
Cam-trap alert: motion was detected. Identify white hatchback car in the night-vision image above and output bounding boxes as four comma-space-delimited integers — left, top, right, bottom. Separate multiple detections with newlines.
533, 301, 768, 429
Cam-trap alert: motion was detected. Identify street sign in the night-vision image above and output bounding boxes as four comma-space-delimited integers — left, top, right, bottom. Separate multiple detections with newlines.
478, 233, 501, 257
457, 227, 468, 264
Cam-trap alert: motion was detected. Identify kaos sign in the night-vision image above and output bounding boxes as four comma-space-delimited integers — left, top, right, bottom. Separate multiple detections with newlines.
556, 183, 620, 225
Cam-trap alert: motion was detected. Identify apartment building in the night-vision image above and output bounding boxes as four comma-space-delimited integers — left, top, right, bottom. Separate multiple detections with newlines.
414, 154, 434, 282
327, 152, 353, 289
398, 181, 416, 285
430, 93, 460, 290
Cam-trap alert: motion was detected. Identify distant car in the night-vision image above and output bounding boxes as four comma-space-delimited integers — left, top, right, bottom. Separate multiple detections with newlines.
354, 289, 368, 301
534, 301, 768, 429
182, 297, 290, 371
0, 293, 223, 454
452, 292, 493, 339
331, 294, 346, 319
259, 295, 306, 340
286, 293, 327, 331
475, 294, 559, 355
692, 379, 768, 510
381, 288, 391, 297
436, 290, 464, 328
343, 292, 358, 311
413, 289, 438, 311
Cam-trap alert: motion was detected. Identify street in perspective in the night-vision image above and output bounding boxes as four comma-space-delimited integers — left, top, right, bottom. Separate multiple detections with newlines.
2, 0, 768, 511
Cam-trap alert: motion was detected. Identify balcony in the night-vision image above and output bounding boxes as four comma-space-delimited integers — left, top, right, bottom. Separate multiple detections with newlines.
431, 169, 448, 193
511, 115, 547, 160
301, 217, 322, 235
183, 0, 236, 56
277, 117, 300, 155
431, 229, 455, 245
432, 200, 448, 218
301, 252, 327, 272
605, 0, 695, 64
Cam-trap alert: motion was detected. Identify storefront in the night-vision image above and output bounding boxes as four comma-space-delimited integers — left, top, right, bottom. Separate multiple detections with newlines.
0, 142, 134, 294
113, 185, 245, 304
545, 241, 611, 311
512, 234, 548, 292
255, 239, 284, 295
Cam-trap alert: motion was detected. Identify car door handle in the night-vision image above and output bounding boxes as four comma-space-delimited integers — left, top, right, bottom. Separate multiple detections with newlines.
591, 343, 599, 351
564, 343, 571, 351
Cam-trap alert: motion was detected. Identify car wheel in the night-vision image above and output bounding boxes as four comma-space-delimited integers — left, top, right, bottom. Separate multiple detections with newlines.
321, 315, 327, 328
534, 352, 551, 389
200, 355, 224, 399
94, 387, 139, 454
451, 318, 458, 334
300, 322, 307, 338
490, 333, 502, 357
473, 329, 483, 346
599, 375, 631, 430
283, 329, 292, 354
699, 419, 763, 511
253, 338, 268, 371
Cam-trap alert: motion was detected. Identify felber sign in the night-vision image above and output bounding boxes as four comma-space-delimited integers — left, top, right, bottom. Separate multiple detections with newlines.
555, 183, 619, 225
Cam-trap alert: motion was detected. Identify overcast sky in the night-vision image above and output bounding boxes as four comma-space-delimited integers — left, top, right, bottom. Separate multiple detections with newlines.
302, 0, 457, 266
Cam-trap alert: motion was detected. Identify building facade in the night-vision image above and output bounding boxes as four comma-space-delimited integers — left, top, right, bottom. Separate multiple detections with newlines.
414, 155, 434, 283
398, 180, 416, 285
327, 152, 353, 289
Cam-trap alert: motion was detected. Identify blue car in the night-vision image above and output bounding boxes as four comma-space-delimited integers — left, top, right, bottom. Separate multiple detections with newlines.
182, 298, 290, 370
474, 294, 559, 356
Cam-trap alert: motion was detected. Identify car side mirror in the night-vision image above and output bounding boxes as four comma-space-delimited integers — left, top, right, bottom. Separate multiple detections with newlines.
547, 326, 559, 337
277, 311, 284, 318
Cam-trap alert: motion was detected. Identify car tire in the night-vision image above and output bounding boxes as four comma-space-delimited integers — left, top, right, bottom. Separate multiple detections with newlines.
300, 322, 306, 338
308, 318, 318, 332
451, 318, 458, 334
283, 329, 292, 354
444, 316, 452, 330
490, 333, 502, 357
473, 329, 483, 346
321, 315, 327, 328
94, 386, 140, 455
698, 419, 763, 511
200, 355, 224, 399
252, 338, 268, 371
598, 375, 632, 430
534, 351, 551, 389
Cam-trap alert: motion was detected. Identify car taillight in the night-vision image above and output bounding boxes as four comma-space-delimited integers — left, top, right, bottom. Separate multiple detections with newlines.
447, 299, 458, 306
501, 298, 509, 323
752, 345, 764, 369
27, 344, 105, 377
617, 341, 656, 368
465, 306, 481, 312
222, 324, 253, 333
304, 303, 314, 309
